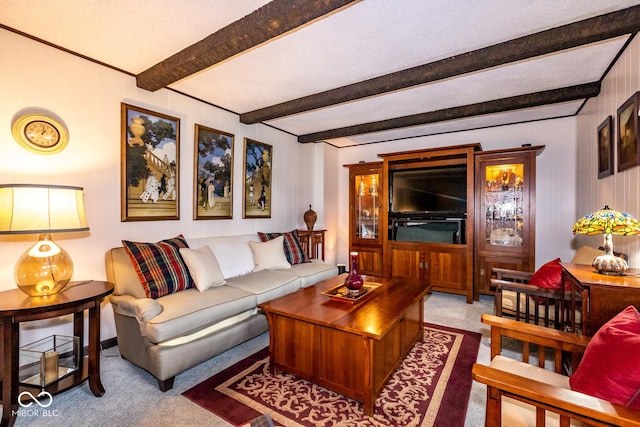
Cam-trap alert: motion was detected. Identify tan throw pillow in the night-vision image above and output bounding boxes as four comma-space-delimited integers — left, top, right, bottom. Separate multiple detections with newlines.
179, 246, 226, 291
249, 236, 291, 272
571, 246, 604, 265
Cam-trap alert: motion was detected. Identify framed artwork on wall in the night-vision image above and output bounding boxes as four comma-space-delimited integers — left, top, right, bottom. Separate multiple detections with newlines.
121, 103, 180, 221
597, 115, 613, 179
617, 92, 640, 172
243, 138, 272, 218
194, 124, 234, 219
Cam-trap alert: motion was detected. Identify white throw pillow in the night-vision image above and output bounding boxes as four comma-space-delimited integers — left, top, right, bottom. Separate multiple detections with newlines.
179, 246, 226, 292
249, 236, 291, 272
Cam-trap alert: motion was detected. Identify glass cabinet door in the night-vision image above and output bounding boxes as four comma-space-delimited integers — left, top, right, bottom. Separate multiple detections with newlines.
354, 172, 381, 242
481, 162, 525, 248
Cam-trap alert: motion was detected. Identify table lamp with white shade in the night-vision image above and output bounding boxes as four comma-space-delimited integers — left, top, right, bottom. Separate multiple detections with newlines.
0, 184, 89, 296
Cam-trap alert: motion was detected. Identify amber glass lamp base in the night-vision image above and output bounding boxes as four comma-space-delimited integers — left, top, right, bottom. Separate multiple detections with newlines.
15, 234, 73, 297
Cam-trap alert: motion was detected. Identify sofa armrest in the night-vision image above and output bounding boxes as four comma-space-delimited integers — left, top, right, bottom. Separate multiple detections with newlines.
110, 294, 162, 337
472, 364, 640, 427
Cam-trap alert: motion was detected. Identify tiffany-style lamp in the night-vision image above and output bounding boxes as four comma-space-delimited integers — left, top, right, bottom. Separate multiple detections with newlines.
573, 205, 640, 274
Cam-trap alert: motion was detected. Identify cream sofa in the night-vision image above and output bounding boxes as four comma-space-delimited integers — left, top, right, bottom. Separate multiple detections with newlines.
105, 234, 337, 391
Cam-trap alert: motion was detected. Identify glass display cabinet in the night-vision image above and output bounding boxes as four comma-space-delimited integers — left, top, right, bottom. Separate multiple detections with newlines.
474, 146, 544, 297
344, 161, 383, 277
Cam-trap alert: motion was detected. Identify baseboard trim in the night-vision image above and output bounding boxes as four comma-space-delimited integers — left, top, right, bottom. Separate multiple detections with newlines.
101, 337, 118, 349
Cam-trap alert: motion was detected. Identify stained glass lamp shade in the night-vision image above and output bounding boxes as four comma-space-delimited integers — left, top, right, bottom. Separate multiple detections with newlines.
572, 205, 640, 273
0, 184, 89, 296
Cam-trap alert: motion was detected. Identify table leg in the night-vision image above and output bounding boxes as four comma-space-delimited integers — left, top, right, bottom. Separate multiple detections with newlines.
1, 320, 18, 427
263, 312, 277, 375
87, 303, 105, 397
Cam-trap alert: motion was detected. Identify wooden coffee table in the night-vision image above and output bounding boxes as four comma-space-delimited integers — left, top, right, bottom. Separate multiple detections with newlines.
257, 275, 431, 415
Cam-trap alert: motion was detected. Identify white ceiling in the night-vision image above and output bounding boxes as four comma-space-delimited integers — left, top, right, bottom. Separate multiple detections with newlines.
1, 0, 639, 147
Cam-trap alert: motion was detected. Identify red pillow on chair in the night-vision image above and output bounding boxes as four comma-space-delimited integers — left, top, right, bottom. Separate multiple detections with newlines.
528, 258, 566, 290
569, 305, 640, 409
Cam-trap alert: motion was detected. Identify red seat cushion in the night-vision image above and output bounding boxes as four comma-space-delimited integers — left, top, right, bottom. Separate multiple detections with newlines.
569, 305, 640, 409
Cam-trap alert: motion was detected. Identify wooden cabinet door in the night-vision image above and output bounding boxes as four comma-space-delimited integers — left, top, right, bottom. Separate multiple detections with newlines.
355, 246, 383, 277
474, 146, 543, 297
400, 301, 422, 354
387, 242, 422, 283
424, 245, 467, 292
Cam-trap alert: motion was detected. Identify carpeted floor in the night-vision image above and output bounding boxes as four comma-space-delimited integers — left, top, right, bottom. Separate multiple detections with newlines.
11, 292, 494, 427
183, 323, 481, 427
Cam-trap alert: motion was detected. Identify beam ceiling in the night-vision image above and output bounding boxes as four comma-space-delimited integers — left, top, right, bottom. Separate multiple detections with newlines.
136, 0, 359, 91
297, 83, 601, 143
241, 5, 640, 126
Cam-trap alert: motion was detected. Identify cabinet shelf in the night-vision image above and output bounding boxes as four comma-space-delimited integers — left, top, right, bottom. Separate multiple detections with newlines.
345, 161, 384, 277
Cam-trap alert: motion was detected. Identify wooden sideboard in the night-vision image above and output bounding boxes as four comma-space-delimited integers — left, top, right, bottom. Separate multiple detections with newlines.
562, 263, 640, 336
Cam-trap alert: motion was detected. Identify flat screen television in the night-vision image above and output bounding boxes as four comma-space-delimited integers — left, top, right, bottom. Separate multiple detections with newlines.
389, 165, 467, 217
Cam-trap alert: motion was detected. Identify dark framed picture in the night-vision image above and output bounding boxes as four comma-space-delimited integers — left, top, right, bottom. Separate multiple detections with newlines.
597, 115, 613, 179
194, 124, 234, 219
617, 92, 640, 172
121, 103, 180, 221
243, 138, 272, 218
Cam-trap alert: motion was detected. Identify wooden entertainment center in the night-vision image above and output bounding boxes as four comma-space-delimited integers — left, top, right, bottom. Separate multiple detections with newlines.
379, 144, 479, 303
344, 143, 544, 303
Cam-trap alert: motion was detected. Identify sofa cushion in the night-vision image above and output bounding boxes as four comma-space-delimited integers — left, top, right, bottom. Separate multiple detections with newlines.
257, 231, 309, 264
179, 246, 226, 291
146, 286, 256, 343
122, 235, 194, 299
186, 234, 259, 279
249, 236, 291, 272
225, 270, 301, 304
289, 260, 339, 288
569, 305, 640, 409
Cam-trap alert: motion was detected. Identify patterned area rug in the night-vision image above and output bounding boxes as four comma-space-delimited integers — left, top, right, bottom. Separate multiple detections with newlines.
183, 323, 481, 427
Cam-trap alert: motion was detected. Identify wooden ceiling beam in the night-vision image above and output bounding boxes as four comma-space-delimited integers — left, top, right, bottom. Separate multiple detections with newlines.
241, 5, 640, 124
297, 82, 601, 143
136, 0, 358, 91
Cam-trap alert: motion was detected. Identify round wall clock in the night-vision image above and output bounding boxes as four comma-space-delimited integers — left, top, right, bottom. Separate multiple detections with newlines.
11, 112, 69, 155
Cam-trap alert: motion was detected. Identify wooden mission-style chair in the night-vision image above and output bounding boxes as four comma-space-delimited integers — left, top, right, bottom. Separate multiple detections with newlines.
491, 246, 612, 331
472, 312, 640, 427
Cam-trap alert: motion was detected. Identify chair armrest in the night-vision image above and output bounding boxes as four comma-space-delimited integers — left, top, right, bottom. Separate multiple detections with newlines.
482, 314, 589, 349
482, 314, 590, 371
492, 267, 534, 282
472, 364, 640, 427
492, 279, 563, 299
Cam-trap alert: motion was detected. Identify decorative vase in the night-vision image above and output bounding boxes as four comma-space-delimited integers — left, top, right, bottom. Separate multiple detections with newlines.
303, 205, 317, 230
344, 251, 364, 293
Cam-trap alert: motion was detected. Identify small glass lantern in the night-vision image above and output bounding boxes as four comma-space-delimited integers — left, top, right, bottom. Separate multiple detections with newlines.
19, 335, 79, 388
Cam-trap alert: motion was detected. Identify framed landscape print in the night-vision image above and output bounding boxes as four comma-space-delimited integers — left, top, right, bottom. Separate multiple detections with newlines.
194, 124, 234, 219
597, 115, 613, 179
617, 92, 640, 172
121, 103, 180, 221
243, 138, 272, 218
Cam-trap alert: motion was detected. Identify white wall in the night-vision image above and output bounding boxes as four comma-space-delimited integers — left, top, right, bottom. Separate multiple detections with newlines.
335, 118, 579, 269
576, 35, 640, 266
0, 29, 314, 343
